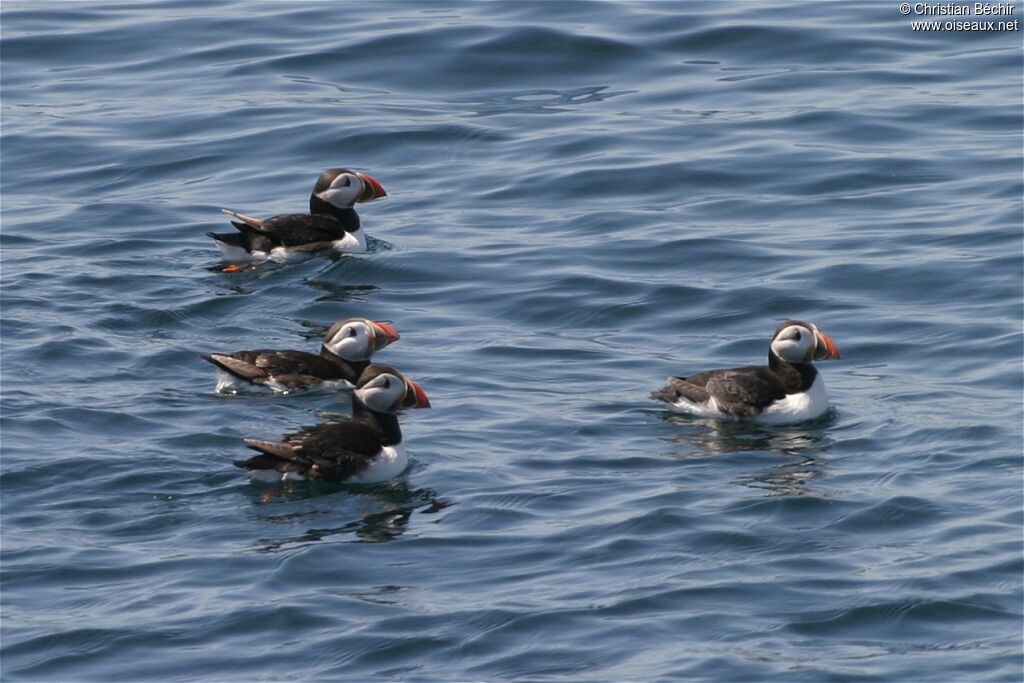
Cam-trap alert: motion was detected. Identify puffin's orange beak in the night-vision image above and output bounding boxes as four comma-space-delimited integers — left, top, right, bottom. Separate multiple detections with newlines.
406, 380, 431, 409
370, 321, 400, 349
357, 173, 387, 202
814, 331, 841, 361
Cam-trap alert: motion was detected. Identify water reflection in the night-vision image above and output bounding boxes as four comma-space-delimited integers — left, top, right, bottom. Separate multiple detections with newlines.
206, 247, 387, 302
733, 454, 820, 496
302, 278, 379, 303
206, 261, 376, 301
250, 481, 450, 548
460, 85, 630, 116
282, 74, 389, 97
350, 584, 417, 606
293, 318, 332, 342
663, 411, 838, 496
206, 260, 285, 294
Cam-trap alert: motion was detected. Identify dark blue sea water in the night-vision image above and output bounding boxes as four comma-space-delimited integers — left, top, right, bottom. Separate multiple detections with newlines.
2, 2, 1022, 681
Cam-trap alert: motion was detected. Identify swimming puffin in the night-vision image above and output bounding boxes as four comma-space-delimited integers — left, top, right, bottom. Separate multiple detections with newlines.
201, 318, 400, 394
235, 364, 431, 483
208, 168, 386, 267
650, 320, 841, 425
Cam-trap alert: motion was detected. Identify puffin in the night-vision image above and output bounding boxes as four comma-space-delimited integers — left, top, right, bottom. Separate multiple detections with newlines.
201, 318, 400, 394
235, 364, 431, 483
650, 320, 841, 425
208, 168, 386, 268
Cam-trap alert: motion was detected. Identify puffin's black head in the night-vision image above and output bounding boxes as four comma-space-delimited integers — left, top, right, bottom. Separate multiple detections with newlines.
770, 320, 841, 363
311, 168, 387, 210
355, 364, 430, 413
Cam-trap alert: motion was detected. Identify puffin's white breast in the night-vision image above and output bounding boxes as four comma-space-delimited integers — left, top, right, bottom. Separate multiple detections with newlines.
330, 229, 367, 254
345, 446, 408, 484
756, 373, 829, 425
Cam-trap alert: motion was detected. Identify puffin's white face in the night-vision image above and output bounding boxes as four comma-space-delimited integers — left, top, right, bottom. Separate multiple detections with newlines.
771, 323, 818, 362
356, 371, 407, 413
770, 321, 841, 363
323, 319, 374, 360
315, 172, 365, 210
355, 370, 430, 413
322, 319, 400, 361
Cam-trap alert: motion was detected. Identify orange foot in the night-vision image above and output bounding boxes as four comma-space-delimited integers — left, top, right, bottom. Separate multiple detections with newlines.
222, 263, 251, 273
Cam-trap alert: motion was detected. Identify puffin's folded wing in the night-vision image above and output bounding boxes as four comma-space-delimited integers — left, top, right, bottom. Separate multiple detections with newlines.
650, 376, 710, 404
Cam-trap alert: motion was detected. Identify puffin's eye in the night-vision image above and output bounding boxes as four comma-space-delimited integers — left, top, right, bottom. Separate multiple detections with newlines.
347, 327, 357, 337
793, 330, 801, 341
342, 177, 351, 187
382, 378, 391, 389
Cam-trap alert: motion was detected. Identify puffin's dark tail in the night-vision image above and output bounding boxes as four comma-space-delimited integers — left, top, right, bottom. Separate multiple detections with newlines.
200, 353, 256, 382
242, 438, 296, 458
650, 377, 685, 403
200, 352, 228, 371
233, 453, 284, 471
219, 209, 264, 231
234, 439, 301, 472
206, 231, 246, 246
649, 386, 677, 403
